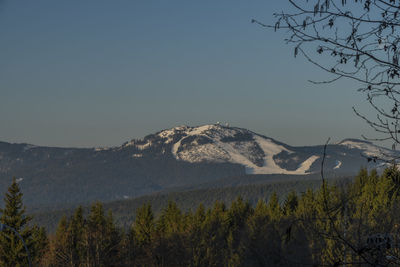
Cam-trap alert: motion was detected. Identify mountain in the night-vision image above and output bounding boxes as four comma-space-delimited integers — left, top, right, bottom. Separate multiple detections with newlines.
0, 124, 395, 209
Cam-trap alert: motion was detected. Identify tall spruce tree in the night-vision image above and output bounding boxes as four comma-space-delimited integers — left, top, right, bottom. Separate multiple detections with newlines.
201, 201, 229, 266
226, 197, 252, 266
245, 199, 282, 266
267, 192, 282, 220
86, 202, 121, 266
68, 206, 85, 265
187, 203, 206, 266
154, 200, 187, 266
50, 215, 70, 266
0, 178, 46, 266
128, 203, 156, 266
283, 191, 299, 216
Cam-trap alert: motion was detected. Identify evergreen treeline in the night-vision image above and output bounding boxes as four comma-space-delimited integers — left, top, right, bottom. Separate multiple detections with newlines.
32, 177, 326, 233
3, 168, 400, 266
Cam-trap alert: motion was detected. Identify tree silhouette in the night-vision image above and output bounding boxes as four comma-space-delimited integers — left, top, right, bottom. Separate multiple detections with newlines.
0, 178, 47, 266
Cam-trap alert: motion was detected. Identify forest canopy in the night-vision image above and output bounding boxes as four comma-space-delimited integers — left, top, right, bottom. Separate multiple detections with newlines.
1, 168, 399, 266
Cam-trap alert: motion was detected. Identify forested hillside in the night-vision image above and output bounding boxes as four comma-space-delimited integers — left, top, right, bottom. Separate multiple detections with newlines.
31, 177, 328, 232
1, 167, 400, 265
36, 167, 400, 266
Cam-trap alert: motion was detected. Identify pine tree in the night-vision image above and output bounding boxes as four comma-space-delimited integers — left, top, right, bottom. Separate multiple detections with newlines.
283, 191, 298, 216
132, 203, 155, 245
157, 200, 183, 235
0, 178, 45, 266
50, 215, 70, 266
67, 206, 86, 265
48, 208, 86, 267
154, 200, 187, 266
245, 199, 282, 266
30, 225, 48, 266
226, 196, 252, 266
200, 201, 229, 266
130, 203, 155, 265
267, 192, 282, 220
187, 203, 206, 266
86, 202, 121, 266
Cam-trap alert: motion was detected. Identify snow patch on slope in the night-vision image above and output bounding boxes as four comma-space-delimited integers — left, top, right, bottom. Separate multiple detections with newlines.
249, 136, 319, 174
176, 143, 230, 163
173, 125, 256, 165
334, 160, 342, 169
170, 124, 319, 175
339, 140, 382, 156
338, 139, 396, 158
296, 155, 320, 173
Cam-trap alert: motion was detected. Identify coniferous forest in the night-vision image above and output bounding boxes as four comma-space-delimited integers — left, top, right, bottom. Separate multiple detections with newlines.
2, 167, 400, 266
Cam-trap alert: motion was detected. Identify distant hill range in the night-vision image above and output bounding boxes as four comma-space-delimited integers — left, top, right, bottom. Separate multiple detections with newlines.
0, 124, 395, 210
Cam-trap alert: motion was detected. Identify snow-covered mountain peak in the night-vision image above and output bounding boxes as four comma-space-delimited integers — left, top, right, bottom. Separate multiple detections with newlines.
159, 124, 235, 137
4, 125, 400, 209
156, 124, 319, 175
117, 124, 398, 175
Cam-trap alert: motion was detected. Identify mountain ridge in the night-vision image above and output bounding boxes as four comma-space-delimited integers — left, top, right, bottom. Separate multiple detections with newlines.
0, 124, 396, 209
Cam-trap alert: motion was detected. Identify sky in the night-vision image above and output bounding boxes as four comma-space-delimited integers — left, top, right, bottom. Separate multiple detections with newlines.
0, 0, 376, 148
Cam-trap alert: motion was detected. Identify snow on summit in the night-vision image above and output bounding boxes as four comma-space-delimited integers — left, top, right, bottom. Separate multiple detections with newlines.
338, 138, 395, 158
161, 124, 319, 175
121, 124, 395, 175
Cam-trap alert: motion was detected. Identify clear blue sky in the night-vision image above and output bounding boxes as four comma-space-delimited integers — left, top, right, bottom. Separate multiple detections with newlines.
0, 0, 374, 147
